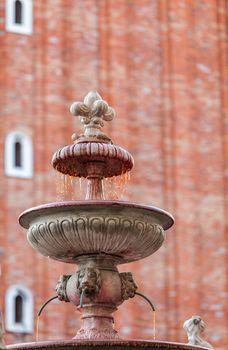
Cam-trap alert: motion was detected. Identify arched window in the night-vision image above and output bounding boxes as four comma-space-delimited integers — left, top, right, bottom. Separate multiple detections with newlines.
14, 140, 22, 167
5, 285, 34, 333
15, 0, 22, 24
15, 294, 23, 323
5, 131, 33, 178
6, 0, 33, 35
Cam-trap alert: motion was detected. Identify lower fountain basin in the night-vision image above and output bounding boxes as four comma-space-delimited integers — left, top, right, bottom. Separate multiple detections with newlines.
19, 201, 174, 264
7, 339, 209, 350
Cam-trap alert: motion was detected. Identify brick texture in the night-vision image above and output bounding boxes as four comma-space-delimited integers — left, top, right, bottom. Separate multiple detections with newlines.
0, 1, 227, 349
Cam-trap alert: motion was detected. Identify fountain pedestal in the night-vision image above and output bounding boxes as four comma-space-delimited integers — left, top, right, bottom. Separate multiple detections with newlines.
57, 254, 129, 340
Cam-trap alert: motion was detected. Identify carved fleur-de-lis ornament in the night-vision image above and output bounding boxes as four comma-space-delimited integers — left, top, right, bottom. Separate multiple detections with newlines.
70, 91, 115, 142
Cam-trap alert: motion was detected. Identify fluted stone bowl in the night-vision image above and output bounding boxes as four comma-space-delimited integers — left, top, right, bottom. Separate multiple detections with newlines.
19, 201, 174, 264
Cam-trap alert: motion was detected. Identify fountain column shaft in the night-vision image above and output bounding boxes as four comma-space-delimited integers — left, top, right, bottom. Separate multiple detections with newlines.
86, 178, 104, 200
75, 305, 118, 340
85, 162, 105, 200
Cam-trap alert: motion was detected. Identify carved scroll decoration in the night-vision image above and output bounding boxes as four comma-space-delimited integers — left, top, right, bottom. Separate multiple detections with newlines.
28, 216, 164, 264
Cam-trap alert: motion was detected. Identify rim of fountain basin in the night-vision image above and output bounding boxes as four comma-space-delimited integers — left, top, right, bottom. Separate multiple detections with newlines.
19, 200, 174, 230
7, 339, 210, 350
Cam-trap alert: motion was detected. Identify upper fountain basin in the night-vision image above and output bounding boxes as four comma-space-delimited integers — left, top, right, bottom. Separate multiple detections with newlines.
52, 142, 134, 178
19, 201, 174, 264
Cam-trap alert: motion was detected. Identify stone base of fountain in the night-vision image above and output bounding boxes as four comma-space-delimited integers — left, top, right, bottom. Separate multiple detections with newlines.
7, 339, 210, 350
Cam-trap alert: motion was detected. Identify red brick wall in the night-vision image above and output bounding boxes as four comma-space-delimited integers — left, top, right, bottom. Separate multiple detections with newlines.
0, 0, 227, 349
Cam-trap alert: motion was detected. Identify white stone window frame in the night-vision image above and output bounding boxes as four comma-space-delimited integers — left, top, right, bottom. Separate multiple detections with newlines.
5, 131, 33, 179
5, 0, 33, 35
5, 285, 34, 333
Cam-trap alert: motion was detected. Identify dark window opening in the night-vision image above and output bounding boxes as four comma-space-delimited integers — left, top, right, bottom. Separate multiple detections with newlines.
14, 141, 22, 167
15, 294, 23, 323
15, 0, 23, 24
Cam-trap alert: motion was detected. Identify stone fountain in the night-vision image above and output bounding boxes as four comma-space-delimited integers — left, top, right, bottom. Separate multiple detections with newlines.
8, 92, 213, 350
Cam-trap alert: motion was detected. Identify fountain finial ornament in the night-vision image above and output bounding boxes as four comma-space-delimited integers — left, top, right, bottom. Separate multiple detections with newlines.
52, 91, 133, 199
183, 316, 213, 349
70, 91, 115, 143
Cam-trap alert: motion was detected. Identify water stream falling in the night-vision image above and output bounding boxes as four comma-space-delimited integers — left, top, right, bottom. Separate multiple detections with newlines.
35, 316, 40, 342
153, 311, 156, 340
55, 172, 131, 201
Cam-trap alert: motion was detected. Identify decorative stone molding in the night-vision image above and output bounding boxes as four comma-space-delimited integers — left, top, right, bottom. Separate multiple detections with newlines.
75, 327, 119, 340
52, 142, 133, 178
183, 316, 213, 349
120, 272, 137, 300
27, 213, 165, 263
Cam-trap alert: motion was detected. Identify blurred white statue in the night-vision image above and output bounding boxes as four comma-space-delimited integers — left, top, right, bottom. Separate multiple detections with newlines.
183, 316, 213, 349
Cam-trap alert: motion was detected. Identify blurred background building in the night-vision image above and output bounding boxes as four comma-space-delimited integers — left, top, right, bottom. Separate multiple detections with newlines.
0, 0, 227, 349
